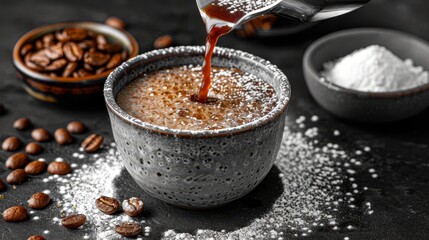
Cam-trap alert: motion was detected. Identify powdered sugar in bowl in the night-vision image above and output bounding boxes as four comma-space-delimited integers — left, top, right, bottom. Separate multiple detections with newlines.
304, 28, 429, 122
104, 46, 290, 209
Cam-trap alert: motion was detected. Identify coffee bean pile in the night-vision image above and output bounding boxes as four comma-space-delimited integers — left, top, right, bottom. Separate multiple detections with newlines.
95, 196, 145, 237
21, 26, 128, 78
0, 116, 104, 239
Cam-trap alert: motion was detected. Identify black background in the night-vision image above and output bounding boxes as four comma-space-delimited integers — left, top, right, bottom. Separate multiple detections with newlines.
1, 0, 429, 239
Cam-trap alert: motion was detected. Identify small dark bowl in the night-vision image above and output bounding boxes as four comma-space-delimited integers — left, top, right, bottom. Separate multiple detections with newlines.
303, 28, 429, 122
13, 22, 138, 104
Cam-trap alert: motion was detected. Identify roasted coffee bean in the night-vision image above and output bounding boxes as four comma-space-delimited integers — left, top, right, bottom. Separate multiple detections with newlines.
83, 63, 94, 72
3, 206, 28, 222
2, 136, 21, 151
96, 34, 107, 45
27, 235, 46, 240
66, 121, 86, 134
63, 42, 84, 62
84, 51, 110, 67
44, 58, 67, 71
47, 161, 71, 175
54, 128, 73, 145
28, 192, 51, 209
56, 28, 87, 42
44, 43, 63, 60
81, 133, 103, 153
115, 222, 142, 237
30, 50, 51, 67
62, 62, 78, 77
106, 53, 122, 69
25, 53, 43, 71
78, 40, 96, 50
6, 153, 29, 170
35, 40, 43, 50
73, 69, 92, 78
21, 43, 33, 56
105, 16, 126, 29
25, 160, 47, 175
122, 197, 144, 217
121, 50, 129, 61
96, 67, 106, 75
13, 117, 32, 130
25, 142, 43, 155
31, 128, 51, 142
61, 214, 86, 229
154, 34, 174, 49
95, 196, 120, 215
6, 169, 27, 185
43, 33, 55, 47
0, 179, 5, 192
98, 43, 122, 53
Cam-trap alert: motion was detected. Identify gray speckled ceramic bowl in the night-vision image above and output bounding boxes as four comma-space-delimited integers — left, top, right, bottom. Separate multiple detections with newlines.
303, 28, 429, 122
104, 46, 291, 209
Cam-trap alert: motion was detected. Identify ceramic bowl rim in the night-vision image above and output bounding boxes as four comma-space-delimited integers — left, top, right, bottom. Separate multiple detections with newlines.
12, 21, 139, 84
104, 46, 291, 138
303, 27, 429, 98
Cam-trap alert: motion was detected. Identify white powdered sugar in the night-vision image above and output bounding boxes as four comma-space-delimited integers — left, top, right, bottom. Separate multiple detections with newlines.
216, 0, 280, 13
322, 45, 429, 92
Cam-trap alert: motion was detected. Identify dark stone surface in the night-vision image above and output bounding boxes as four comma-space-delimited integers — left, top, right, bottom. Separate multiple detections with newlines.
0, 0, 429, 239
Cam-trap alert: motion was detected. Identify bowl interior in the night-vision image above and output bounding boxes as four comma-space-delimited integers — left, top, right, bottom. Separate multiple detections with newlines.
306, 28, 429, 95
105, 46, 291, 137
13, 21, 139, 83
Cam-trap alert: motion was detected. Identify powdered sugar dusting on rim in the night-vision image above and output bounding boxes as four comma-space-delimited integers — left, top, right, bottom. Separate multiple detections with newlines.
105, 46, 290, 137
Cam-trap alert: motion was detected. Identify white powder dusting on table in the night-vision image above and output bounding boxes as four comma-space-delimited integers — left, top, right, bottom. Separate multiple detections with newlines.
321, 45, 428, 92
47, 115, 375, 240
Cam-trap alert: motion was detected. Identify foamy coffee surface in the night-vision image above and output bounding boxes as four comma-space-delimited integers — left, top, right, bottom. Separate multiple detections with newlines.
116, 65, 278, 131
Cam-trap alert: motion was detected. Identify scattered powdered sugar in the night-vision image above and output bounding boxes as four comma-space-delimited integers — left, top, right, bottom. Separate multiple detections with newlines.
52, 145, 150, 239
45, 115, 375, 240
162, 115, 375, 239
215, 0, 280, 13
321, 45, 429, 92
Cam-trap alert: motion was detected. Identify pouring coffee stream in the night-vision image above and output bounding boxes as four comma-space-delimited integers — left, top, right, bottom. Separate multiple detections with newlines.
195, 0, 370, 103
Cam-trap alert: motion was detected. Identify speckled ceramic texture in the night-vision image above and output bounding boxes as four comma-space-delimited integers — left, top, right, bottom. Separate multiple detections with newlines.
105, 46, 291, 209
303, 28, 429, 122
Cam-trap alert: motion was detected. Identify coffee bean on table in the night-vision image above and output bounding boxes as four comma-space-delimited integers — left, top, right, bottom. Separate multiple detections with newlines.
54, 128, 73, 145
105, 16, 126, 29
115, 222, 142, 237
27, 235, 46, 240
81, 133, 103, 153
154, 34, 174, 49
25, 160, 48, 175
3, 206, 28, 222
122, 197, 144, 217
28, 192, 51, 209
61, 214, 86, 229
95, 196, 120, 215
2, 136, 21, 151
47, 161, 71, 175
25, 142, 43, 155
6, 169, 27, 185
0, 179, 5, 192
66, 121, 86, 134
31, 128, 51, 142
13, 117, 32, 130
5, 152, 29, 170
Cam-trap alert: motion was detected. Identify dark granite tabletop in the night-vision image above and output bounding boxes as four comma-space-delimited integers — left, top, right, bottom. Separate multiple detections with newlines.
1, 0, 429, 239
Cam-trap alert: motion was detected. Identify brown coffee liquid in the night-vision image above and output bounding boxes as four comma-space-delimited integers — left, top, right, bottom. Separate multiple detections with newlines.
198, 3, 248, 103
117, 65, 277, 131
